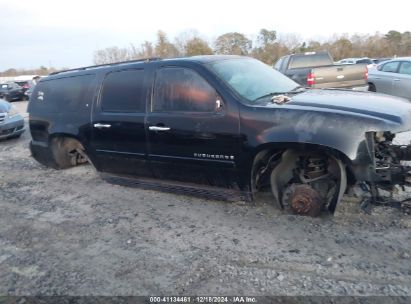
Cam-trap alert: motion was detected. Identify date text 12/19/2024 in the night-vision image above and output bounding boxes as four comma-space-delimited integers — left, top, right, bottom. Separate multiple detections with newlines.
149, 296, 257, 303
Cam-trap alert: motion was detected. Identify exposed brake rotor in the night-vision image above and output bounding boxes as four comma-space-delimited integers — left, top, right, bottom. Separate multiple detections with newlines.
283, 184, 323, 217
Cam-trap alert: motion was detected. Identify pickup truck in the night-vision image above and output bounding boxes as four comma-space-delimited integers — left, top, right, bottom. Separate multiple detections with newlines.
28, 55, 411, 217
274, 51, 368, 89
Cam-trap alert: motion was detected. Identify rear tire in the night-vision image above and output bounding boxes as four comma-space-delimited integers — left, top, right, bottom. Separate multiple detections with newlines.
368, 83, 376, 92
51, 137, 87, 169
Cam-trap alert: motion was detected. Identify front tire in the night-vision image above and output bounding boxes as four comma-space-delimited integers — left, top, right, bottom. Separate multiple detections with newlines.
368, 83, 376, 92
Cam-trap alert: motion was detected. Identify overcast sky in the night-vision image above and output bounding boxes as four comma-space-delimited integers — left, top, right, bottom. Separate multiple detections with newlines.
0, 0, 410, 71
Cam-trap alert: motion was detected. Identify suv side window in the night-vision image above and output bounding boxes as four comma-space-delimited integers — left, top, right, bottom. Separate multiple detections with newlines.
101, 69, 145, 112
153, 67, 216, 113
381, 61, 399, 73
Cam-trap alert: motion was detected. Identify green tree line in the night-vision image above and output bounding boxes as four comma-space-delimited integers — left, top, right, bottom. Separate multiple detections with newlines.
93, 29, 411, 66
1, 29, 409, 76
0, 66, 63, 77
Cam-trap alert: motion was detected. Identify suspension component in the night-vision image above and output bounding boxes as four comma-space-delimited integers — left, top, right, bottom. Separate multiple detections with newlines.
301, 156, 328, 179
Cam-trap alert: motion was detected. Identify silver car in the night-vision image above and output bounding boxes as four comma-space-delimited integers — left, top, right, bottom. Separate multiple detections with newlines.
368, 57, 411, 100
0, 99, 25, 140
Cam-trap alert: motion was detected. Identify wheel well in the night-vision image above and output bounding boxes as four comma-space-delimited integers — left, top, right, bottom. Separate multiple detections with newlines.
250, 143, 356, 190
49, 134, 84, 149
251, 144, 354, 214
48, 134, 88, 169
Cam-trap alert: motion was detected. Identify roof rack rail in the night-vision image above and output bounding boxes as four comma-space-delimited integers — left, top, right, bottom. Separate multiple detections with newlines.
49, 57, 162, 76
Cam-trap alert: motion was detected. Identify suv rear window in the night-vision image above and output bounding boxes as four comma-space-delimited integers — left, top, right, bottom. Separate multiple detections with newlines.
288, 53, 333, 69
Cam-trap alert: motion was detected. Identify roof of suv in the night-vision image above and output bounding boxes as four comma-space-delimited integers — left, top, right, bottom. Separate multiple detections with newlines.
47, 55, 245, 78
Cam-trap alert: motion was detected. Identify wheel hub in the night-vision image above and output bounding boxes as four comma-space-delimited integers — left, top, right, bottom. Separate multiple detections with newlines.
289, 184, 323, 217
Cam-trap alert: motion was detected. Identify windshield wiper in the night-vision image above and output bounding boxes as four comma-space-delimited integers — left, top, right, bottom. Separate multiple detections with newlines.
253, 86, 306, 102
253, 92, 287, 101
289, 86, 307, 93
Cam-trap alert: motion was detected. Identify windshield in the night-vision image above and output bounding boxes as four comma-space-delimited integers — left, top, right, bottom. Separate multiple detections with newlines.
207, 58, 298, 102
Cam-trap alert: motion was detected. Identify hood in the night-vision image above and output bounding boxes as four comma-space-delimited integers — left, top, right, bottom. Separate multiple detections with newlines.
268, 89, 411, 126
0, 99, 11, 113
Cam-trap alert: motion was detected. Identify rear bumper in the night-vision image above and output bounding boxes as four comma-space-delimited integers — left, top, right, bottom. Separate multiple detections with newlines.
0, 115, 25, 139
312, 83, 369, 90
351, 85, 370, 91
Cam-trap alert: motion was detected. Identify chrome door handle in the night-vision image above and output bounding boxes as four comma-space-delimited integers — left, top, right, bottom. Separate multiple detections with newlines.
149, 126, 171, 131
393, 79, 401, 82
93, 123, 111, 129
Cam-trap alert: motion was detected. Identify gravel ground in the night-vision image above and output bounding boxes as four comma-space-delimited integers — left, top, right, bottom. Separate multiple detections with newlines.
0, 101, 410, 296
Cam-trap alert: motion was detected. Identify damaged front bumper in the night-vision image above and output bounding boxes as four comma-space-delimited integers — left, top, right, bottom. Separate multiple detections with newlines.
352, 131, 411, 210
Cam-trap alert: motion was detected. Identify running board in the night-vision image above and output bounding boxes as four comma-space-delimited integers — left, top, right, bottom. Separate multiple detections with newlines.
100, 173, 252, 202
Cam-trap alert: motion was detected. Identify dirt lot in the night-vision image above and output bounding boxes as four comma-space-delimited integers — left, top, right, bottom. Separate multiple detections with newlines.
0, 101, 410, 296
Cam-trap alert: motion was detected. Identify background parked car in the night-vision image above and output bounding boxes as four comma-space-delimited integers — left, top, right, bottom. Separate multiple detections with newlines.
337, 57, 376, 69
0, 82, 26, 101
372, 58, 392, 64
273, 51, 368, 89
368, 57, 411, 100
14, 80, 35, 94
0, 99, 25, 140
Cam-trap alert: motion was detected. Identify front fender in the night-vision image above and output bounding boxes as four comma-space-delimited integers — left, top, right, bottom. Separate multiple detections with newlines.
241, 108, 401, 165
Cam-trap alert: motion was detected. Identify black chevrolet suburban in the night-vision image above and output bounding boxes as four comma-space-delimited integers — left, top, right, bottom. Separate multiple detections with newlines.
28, 56, 411, 216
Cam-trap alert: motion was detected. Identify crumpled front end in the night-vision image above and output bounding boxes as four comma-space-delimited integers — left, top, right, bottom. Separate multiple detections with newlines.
351, 130, 411, 210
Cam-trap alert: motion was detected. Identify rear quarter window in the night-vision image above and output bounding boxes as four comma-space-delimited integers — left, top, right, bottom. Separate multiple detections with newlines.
30, 74, 96, 113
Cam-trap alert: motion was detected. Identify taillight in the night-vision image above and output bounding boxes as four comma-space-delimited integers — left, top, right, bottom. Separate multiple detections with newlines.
364, 67, 368, 81
307, 72, 315, 86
